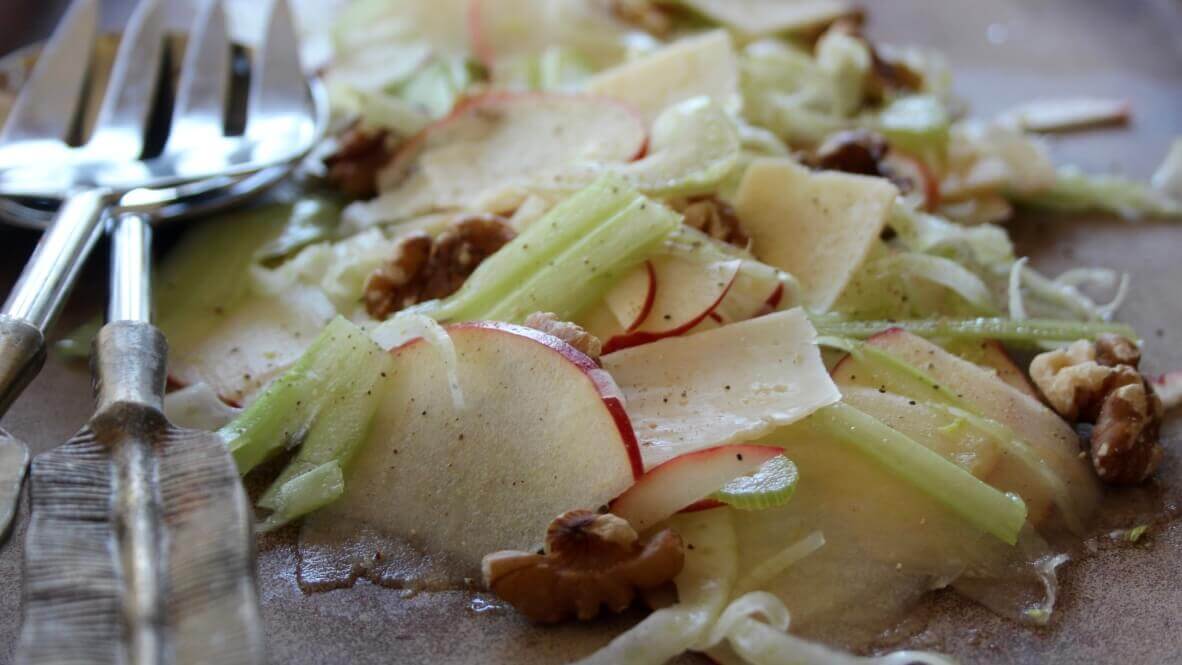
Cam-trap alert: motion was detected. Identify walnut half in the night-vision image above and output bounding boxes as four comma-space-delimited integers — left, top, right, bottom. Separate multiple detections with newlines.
1030, 334, 1164, 485
363, 215, 516, 320
524, 312, 603, 361
482, 510, 684, 623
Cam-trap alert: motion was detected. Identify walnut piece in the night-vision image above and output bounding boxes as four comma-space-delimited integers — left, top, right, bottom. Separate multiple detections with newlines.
363, 215, 516, 320
811, 129, 889, 177
675, 195, 750, 247
1092, 383, 1164, 485
599, 0, 672, 36
482, 510, 685, 623
1029, 336, 1164, 485
324, 124, 397, 200
524, 312, 603, 361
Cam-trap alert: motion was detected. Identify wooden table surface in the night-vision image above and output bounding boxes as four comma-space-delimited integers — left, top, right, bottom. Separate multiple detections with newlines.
1, 1, 1181, 663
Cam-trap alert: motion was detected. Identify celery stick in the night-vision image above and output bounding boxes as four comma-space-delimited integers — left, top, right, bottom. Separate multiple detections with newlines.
482, 197, 680, 322
710, 455, 798, 511
220, 316, 385, 474
808, 402, 1027, 544
811, 316, 1137, 346
257, 348, 384, 511
819, 335, 1085, 532
431, 174, 640, 322
433, 174, 679, 323
258, 461, 345, 532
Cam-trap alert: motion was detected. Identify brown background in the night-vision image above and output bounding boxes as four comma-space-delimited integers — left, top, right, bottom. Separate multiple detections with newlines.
1, 1, 1181, 663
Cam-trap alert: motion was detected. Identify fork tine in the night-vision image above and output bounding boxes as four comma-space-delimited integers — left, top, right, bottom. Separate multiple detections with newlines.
0, 0, 97, 145
165, 0, 230, 156
86, 0, 167, 161
245, 0, 308, 140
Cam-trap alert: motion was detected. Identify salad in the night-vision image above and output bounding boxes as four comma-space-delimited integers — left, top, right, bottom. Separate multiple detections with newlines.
122, 0, 1182, 662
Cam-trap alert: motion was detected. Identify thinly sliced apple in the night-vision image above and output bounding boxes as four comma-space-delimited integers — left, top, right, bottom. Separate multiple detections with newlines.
603, 257, 741, 353
603, 308, 840, 469
604, 261, 657, 331
833, 329, 1100, 528
168, 285, 337, 406
375, 92, 646, 210
585, 30, 739, 122
312, 321, 641, 570
678, 0, 854, 37
944, 339, 1040, 400
611, 445, 783, 532
734, 158, 898, 312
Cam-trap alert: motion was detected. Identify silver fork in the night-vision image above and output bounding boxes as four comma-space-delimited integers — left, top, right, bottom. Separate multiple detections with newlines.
0, 0, 324, 538
8, 0, 321, 662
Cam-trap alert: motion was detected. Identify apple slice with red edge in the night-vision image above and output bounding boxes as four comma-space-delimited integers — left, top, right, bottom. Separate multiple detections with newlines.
603, 257, 741, 353
611, 444, 783, 532
375, 92, 647, 210
312, 320, 643, 571
604, 261, 657, 331
1152, 370, 1182, 411
943, 338, 1040, 400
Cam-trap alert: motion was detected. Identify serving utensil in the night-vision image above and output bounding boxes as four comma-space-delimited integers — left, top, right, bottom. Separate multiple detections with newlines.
0, 0, 324, 541
6, 0, 322, 661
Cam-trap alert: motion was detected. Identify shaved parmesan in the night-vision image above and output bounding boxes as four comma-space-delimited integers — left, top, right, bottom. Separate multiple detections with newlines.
602, 308, 839, 469
735, 158, 897, 311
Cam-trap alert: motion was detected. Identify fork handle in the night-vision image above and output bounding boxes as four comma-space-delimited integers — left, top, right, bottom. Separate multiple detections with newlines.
0, 188, 108, 418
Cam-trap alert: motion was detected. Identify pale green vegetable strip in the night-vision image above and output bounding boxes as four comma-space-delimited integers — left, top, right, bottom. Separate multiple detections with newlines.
430, 174, 678, 322
820, 334, 1086, 532
874, 94, 950, 160
807, 402, 1027, 544
710, 455, 798, 511
811, 315, 1137, 345
1016, 166, 1182, 220
259, 461, 345, 532
732, 531, 824, 595
482, 197, 680, 322
221, 316, 381, 474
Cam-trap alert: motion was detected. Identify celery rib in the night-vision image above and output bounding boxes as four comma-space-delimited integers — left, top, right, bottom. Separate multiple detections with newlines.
811, 316, 1137, 346
810, 402, 1027, 545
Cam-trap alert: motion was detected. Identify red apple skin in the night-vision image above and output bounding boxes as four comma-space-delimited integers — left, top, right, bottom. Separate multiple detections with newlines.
609, 443, 782, 521
764, 282, 785, 311
466, 0, 495, 68
882, 149, 940, 211
396, 320, 646, 479
603, 265, 739, 353
623, 261, 659, 332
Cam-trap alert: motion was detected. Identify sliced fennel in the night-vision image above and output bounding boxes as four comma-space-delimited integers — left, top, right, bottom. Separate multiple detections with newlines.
874, 94, 950, 162
1016, 165, 1182, 220
732, 531, 824, 596
710, 455, 798, 511
806, 402, 1027, 545
811, 315, 1137, 346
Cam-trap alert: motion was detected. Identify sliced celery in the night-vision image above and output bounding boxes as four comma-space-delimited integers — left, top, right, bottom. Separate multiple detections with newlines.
710, 455, 798, 511
482, 197, 681, 322
874, 94, 949, 161
258, 461, 345, 532
256, 341, 384, 512
819, 335, 1085, 532
220, 316, 386, 474
811, 315, 1137, 346
431, 174, 679, 323
807, 402, 1027, 545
